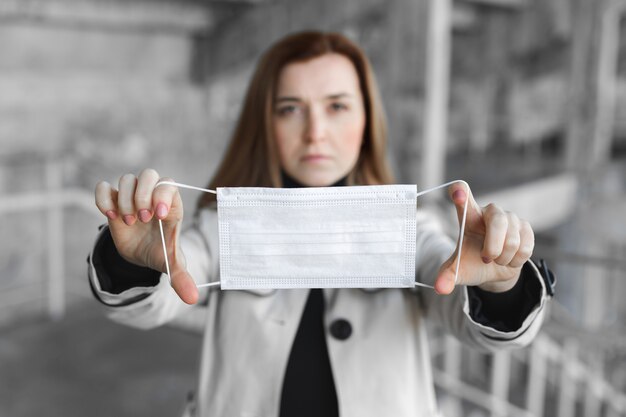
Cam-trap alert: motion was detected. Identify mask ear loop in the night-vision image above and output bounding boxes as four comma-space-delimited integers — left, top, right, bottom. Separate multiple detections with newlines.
155, 181, 221, 289
413, 179, 469, 290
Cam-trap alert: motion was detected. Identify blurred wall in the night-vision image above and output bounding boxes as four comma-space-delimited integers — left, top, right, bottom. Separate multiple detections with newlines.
0, 1, 224, 321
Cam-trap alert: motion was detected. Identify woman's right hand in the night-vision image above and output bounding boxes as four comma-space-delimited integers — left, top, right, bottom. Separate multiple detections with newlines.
94, 168, 199, 304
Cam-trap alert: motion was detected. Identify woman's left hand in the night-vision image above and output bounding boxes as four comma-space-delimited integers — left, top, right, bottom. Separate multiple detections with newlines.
434, 182, 535, 295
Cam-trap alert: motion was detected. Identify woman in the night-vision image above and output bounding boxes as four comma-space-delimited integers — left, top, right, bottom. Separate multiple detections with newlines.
89, 31, 551, 417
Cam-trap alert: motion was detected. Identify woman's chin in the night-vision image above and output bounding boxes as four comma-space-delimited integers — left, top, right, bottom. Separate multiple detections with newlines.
287, 165, 349, 187
300, 175, 341, 187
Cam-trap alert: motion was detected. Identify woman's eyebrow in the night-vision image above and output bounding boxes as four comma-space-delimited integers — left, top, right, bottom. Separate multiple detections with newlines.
275, 96, 301, 103
325, 93, 352, 100
275, 93, 354, 103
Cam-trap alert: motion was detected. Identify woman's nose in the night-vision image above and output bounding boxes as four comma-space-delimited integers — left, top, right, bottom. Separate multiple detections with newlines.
304, 109, 327, 143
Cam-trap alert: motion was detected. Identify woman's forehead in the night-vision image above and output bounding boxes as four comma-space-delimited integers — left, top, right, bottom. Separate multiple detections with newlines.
276, 53, 361, 98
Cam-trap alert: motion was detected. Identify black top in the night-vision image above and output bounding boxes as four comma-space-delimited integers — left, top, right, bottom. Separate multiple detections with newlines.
278, 173, 342, 417
279, 288, 339, 417
89, 173, 543, 417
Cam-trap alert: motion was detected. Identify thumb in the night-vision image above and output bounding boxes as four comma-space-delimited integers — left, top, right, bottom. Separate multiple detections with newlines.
168, 250, 199, 304
157, 215, 198, 304
434, 254, 457, 295
448, 182, 482, 231
170, 267, 199, 304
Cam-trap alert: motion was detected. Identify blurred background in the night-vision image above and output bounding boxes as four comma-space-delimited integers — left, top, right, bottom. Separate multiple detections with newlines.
1, 0, 625, 416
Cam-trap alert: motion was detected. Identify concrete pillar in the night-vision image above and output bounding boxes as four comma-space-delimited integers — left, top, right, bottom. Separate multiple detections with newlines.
420, 0, 451, 190
46, 157, 65, 320
564, 0, 610, 172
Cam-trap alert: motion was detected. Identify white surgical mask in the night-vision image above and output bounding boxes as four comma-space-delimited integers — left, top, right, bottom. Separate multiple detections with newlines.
217, 184, 417, 290
156, 181, 468, 291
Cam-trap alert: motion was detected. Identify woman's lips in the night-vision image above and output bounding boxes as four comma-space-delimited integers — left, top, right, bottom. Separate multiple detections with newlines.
301, 154, 329, 163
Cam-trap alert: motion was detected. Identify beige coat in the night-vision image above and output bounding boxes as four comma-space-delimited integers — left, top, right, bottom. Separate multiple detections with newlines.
89, 209, 549, 417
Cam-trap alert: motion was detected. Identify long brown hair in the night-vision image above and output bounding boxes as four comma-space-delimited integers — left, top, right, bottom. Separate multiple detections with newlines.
198, 31, 395, 208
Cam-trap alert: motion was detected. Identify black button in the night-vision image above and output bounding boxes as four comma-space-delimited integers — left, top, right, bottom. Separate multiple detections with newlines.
330, 319, 352, 340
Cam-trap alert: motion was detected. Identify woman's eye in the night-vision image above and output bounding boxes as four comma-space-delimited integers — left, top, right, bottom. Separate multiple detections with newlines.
276, 105, 299, 116
329, 102, 348, 112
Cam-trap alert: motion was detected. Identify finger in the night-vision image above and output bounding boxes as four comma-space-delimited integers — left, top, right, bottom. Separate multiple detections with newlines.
509, 220, 535, 268
448, 182, 483, 231
481, 203, 508, 263
95, 181, 119, 221
435, 268, 456, 295
135, 169, 160, 223
494, 212, 521, 266
166, 248, 198, 304
117, 174, 138, 226
170, 267, 199, 305
434, 254, 457, 295
153, 177, 182, 221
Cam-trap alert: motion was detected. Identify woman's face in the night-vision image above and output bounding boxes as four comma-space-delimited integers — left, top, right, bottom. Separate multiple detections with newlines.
273, 53, 365, 187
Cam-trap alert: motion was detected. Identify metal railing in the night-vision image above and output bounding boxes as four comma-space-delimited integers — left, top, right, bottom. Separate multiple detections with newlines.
432, 330, 626, 417
0, 157, 97, 320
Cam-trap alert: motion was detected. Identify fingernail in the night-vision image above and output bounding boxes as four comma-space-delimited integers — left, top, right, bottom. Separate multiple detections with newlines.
156, 203, 168, 219
123, 215, 136, 226
482, 256, 491, 264
138, 209, 152, 223
105, 210, 117, 220
453, 190, 465, 201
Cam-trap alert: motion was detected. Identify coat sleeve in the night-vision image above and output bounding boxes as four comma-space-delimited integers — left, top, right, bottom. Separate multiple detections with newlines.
414, 210, 550, 351
87, 209, 220, 331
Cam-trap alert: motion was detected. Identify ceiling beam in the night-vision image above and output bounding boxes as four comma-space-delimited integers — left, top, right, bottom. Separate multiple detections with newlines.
202, 0, 385, 77
0, 0, 213, 34
201, 0, 509, 78
460, 0, 527, 9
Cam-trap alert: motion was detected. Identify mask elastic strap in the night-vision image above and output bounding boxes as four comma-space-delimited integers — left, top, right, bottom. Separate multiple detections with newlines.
155, 181, 221, 289
413, 179, 469, 289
